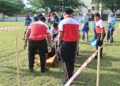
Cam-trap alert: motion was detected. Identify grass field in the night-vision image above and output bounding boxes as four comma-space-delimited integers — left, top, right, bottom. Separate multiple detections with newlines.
0, 22, 120, 86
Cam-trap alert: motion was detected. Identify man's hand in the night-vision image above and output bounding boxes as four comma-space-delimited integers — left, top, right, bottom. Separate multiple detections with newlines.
100, 37, 103, 41
48, 47, 52, 53
24, 43, 27, 49
57, 46, 61, 53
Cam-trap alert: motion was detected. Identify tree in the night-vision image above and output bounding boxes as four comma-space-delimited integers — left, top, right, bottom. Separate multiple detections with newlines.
28, 0, 85, 12
93, 0, 120, 13
22, 7, 45, 14
0, 0, 24, 16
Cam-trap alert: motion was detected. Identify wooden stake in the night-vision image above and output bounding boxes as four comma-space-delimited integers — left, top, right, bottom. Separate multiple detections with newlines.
96, 46, 101, 86
15, 37, 20, 86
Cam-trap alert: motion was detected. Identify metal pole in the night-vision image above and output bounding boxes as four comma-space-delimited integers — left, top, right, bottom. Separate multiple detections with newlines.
15, 37, 20, 86
99, 2, 102, 16
96, 46, 101, 86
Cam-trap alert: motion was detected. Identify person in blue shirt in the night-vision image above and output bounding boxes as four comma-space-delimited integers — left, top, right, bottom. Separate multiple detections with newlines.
107, 13, 116, 43
51, 12, 59, 24
80, 13, 89, 42
24, 15, 32, 38
25, 15, 32, 26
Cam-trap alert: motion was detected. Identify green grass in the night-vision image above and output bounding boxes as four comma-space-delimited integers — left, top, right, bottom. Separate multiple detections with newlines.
0, 22, 120, 86
0, 22, 24, 27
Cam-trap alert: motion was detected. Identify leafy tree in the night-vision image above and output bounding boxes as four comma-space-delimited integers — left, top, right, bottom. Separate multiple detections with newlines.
93, 0, 120, 13
0, 0, 24, 16
28, 0, 84, 12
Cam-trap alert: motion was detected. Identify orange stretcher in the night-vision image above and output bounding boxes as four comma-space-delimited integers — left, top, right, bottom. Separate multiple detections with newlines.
35, 54, 57, 68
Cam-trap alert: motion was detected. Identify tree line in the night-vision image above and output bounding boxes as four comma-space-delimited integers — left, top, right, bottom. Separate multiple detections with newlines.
0, 0, 120, 16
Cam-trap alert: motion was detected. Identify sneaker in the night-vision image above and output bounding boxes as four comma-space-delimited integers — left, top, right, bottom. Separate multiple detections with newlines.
41, 68, 49, 73
63, 79, 68, 85
29, 68, 33, 72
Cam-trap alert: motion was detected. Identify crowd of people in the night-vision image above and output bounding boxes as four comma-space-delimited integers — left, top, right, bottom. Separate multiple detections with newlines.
24, 8, 116, 85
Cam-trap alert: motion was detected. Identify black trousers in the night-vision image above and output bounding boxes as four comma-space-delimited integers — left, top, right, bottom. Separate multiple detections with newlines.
96, 33, 105, 58
28, 40, 47, 72
61, 41, 77, 78
107, 29, 114, 43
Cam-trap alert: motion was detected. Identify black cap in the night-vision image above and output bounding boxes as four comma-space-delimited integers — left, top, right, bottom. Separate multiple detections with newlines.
95, 13, 100, 18
37, 14, 46, 21
53, 22, 58, 28
64, 8, 74, 15
39, 16, 46, 21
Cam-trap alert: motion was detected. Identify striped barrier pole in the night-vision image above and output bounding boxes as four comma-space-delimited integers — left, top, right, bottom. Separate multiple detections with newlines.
64, 50, 98, 86
65, 44, 105, 86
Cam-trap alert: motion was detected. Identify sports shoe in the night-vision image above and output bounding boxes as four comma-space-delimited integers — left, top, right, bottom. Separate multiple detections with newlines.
29, 68, 33, 72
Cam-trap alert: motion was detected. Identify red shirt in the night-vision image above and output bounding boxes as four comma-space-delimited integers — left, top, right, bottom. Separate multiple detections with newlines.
95, 19, 104, 33
28, 21, 50, 40
58, 17, 80, 42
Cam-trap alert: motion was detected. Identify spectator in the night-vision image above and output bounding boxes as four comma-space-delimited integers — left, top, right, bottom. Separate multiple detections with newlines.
24, 15, 32, 38
94, 13, 106, 58
107, 13, 116, 43
80, 13, 89, 42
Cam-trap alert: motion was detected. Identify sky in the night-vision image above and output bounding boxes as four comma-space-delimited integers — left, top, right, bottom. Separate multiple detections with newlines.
23, 0, 28, 5
81, 0, 92, 12
82, 0, 92, 8
23, 0, 30, 7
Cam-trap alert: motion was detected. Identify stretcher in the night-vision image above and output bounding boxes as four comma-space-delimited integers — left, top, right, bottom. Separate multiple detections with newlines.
35, 54, 57, 68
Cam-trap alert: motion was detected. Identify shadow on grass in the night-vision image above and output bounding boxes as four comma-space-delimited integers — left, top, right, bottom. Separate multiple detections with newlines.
76, 49, 120, 70
72, 72, 120, 86
85, 54, 120, 74
0, 65, 88, 86
75, 50, 95, 67
80, 40, 120, 47
0, 46, 119, 86
79, 41, 91, 45
0, 65, 63, 79
105, 43, 120, 46
0, 49, 25, 58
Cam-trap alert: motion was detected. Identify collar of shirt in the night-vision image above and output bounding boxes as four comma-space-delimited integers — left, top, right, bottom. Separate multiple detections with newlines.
64, 15, 72, 19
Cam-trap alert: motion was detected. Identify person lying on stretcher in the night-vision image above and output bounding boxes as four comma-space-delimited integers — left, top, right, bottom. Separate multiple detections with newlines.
50, 22, 62, 61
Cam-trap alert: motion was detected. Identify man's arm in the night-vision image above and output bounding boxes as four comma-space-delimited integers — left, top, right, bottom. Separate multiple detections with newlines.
24, 29, 31, 49
100, 21, 105, 41
57, 31, 62, 47
77, 30, 80, 44
46, 24, 52, 47
46, 33, 52, 53
57, 20, 63, 47
101, 27, 105, 41
47, 33, 52, 47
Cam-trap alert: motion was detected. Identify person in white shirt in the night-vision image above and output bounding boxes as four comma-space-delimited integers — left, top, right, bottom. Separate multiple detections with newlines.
50, 22, 58, 41
94, 13, 106, 58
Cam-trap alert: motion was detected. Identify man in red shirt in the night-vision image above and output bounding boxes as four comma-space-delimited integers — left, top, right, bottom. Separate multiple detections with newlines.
57, 8, 80, 84
94, 13, 105, 58
24, 14, 51, 72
